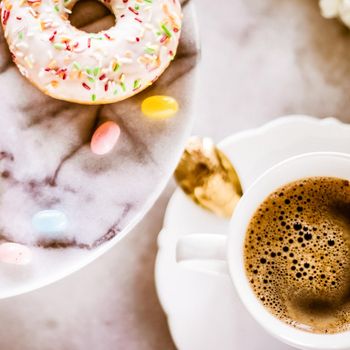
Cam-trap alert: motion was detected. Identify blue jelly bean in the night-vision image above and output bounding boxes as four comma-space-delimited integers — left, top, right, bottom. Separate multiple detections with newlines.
32, 210, 68, 234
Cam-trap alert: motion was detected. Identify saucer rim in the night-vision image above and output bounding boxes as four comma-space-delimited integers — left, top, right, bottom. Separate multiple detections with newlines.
155, 114, 350, 349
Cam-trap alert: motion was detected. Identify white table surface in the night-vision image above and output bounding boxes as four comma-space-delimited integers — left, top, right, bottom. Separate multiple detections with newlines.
2, 0, 350, 349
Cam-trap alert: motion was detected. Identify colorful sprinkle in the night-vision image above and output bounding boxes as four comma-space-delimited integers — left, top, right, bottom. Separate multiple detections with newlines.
82, 82, 91, 90
2, 10, 11, 26
112, 61, 120, 72
90, 121, 121, 155
145, 46, 156, 55
161, 23, 172, 38
133, 78, 141, 90
53, 43, 65, 50
72, 61, 81, 70
141, 95, 179, 120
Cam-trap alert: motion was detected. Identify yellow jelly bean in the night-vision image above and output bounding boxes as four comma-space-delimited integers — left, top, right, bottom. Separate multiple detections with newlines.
141, 95, 179, 120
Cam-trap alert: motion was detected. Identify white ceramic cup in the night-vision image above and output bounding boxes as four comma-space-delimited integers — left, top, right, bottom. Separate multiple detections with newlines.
177, 152, 350, 350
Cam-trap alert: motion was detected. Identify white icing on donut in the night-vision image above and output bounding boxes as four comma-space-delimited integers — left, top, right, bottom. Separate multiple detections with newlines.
1, 0, 182, 104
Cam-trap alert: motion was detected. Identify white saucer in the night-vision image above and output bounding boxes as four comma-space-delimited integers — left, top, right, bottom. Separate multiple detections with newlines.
155, 115, 350, 350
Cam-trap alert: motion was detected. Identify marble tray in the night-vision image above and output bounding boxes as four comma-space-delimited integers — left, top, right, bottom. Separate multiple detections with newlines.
0, 0, 199, 298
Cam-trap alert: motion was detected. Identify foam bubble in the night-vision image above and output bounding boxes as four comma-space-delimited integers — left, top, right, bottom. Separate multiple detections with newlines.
244, 177, 350, 334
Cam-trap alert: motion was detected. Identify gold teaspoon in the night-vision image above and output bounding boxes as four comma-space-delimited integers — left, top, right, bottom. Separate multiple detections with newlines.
174, 136, 243, 218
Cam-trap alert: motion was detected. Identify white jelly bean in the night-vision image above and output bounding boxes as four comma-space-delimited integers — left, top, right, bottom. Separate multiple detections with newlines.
0, 243, 32, 265
32, 210, 68, 234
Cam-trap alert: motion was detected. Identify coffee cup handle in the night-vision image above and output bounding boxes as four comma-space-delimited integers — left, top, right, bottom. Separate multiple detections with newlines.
176, 234, 229, 275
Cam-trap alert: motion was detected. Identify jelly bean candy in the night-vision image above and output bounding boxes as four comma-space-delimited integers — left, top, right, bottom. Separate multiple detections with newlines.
91, 121, 120, 155
32, 210, 68, 234
141, 95, 179, 120
0, 242, 32, 265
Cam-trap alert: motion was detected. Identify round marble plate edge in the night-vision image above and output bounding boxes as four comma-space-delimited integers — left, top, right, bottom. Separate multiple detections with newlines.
0, 0, 200, 300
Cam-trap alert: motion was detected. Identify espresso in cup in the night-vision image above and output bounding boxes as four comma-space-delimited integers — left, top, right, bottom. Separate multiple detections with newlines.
244, 177, 350, 334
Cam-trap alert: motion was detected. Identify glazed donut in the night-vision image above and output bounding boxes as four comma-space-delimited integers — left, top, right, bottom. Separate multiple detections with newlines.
1, 0, 182, 104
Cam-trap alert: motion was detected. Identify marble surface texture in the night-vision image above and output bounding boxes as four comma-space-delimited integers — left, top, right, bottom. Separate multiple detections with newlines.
1, 0, 350, 349
0, 0, 198, 297
0, 0, 198, 247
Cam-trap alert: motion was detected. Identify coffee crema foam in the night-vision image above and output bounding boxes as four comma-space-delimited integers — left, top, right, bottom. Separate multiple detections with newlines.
244, 177, 350, 334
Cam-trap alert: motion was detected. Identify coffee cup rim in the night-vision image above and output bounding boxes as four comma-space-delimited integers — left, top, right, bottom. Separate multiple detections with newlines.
228, 152, 350, 349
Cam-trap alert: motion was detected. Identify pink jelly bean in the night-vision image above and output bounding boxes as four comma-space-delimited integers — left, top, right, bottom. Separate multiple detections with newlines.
0, 242, 32, 265
90, 121, 121, 155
